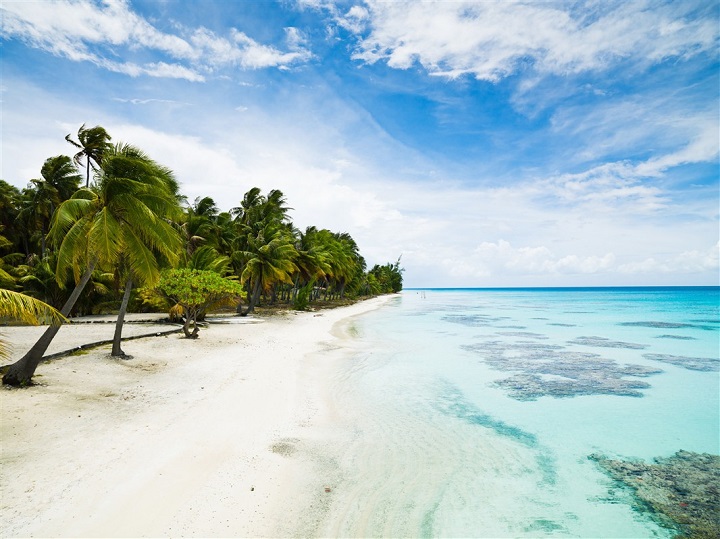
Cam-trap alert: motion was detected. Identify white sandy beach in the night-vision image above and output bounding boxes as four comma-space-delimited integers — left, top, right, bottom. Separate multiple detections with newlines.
1, 296, 393, 538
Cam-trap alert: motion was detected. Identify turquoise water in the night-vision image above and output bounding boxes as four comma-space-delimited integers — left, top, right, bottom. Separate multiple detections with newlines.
322, 288, 719, 538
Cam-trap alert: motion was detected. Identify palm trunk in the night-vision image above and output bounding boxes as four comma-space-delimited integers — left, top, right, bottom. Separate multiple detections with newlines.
243, 278, 262, 315
2, 261, 96, 386
86, 158, 90, 188
111, 277, 132, 357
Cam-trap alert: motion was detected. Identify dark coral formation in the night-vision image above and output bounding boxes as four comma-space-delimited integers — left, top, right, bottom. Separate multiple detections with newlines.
462, 340, 662, 400
441, 313, 510, 327
655, 335, 697, 341
643, 353, 720, 372
620, 321, 697, 329
590, 450, 720, 539
568, 336, 648, 349
620, 321, 716, 331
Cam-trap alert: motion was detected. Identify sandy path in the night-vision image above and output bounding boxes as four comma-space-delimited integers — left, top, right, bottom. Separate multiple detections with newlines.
0, 297, 392, 538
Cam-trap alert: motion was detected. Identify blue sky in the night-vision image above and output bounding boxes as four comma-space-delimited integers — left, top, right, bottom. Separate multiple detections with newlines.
1, 0, 718, 287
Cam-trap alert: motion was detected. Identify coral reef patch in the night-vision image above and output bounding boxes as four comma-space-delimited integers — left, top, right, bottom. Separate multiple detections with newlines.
462, 340, 662, 400
643, 354, 719, 372
568, 336, 648, 349
442, 313, 510, 327
590, 450, 720, 539
620, 321, 716, 331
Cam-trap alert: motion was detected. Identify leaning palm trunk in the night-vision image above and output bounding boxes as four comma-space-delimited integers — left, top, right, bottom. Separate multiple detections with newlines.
111, 277, 133, 357
243, 278, 262, 316
2, 261, 96, 386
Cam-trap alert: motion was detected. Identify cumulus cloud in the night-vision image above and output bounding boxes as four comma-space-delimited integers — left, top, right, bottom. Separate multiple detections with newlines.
0, 0, 312, 80
471, 240, 616, 276
337, 6, 370, 34
618, 242, 719, 275
349, 1, 718, 81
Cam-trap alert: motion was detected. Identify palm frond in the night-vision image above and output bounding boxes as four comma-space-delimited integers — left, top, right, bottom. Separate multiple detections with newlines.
88, 207, 124, 267
0, 289, 66, 325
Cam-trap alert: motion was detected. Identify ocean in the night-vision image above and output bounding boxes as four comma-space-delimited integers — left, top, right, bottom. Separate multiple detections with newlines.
318, 287, 719, 538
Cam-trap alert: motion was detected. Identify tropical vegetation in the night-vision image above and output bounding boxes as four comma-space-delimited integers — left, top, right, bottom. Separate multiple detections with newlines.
0, 124, 403, 385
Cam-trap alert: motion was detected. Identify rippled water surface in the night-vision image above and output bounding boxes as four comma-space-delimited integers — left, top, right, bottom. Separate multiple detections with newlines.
321, 288, 719, 538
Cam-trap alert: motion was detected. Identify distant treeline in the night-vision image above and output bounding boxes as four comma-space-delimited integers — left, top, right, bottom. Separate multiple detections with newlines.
0, 124, 403, 318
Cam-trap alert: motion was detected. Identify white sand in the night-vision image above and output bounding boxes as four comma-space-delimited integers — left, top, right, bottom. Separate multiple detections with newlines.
1, 297, 393, 538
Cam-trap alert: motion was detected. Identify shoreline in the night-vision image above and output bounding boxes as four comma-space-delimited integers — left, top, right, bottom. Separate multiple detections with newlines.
0, 295, 397, 538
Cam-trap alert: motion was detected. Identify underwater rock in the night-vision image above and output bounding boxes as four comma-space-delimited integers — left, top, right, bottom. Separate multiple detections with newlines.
655, 335, 697, 341
568, 336, 648, 349
462, 341, 662, 400
590, 450, 720, 539
643, 354, 720, 372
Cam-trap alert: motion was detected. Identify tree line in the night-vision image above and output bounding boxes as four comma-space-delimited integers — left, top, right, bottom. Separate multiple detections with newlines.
0, 124, 403, 385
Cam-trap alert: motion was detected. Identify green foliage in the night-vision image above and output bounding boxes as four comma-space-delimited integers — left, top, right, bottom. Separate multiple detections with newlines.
134, 285, 172, 313
65, 124, 113, 187
2, 133, 404, 325
157, 269, 245, 336
49, 143, 183, 288
158, 269, 244, 308
293, 280, 314, 311
0, 289, 66, 359
368, 257, 404, 294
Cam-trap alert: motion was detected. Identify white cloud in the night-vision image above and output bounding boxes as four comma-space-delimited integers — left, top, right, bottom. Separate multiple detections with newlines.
0, 0, 312, 80
112, 97, 189, 106
337, 6, 370, 34
542, 162, 668, 213
350, 1, 718, 81
635, 121, 720, 177
471, 240, 616, 276
618, 242, 719, 275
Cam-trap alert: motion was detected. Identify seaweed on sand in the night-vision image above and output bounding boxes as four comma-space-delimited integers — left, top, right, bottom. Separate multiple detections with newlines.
590, 451, 720, 539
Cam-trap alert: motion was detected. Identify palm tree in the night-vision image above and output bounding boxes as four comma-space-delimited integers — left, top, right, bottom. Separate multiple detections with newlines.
0, 181, 22, 256
40, 155, 83, 201
291, 226, 331, 301
65, 124, 112, 188
17, 156, 81, 258
181, 196, 219, 257
2, 144, 182, 385
98, 144, 183, 357
0, 228, 18, 288
230, 188, 294, 312
0, 290, 65, 361
239, 222, 297, 315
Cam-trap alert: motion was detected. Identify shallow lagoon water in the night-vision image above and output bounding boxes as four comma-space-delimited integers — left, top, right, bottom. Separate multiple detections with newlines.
320, 288, 719, 538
